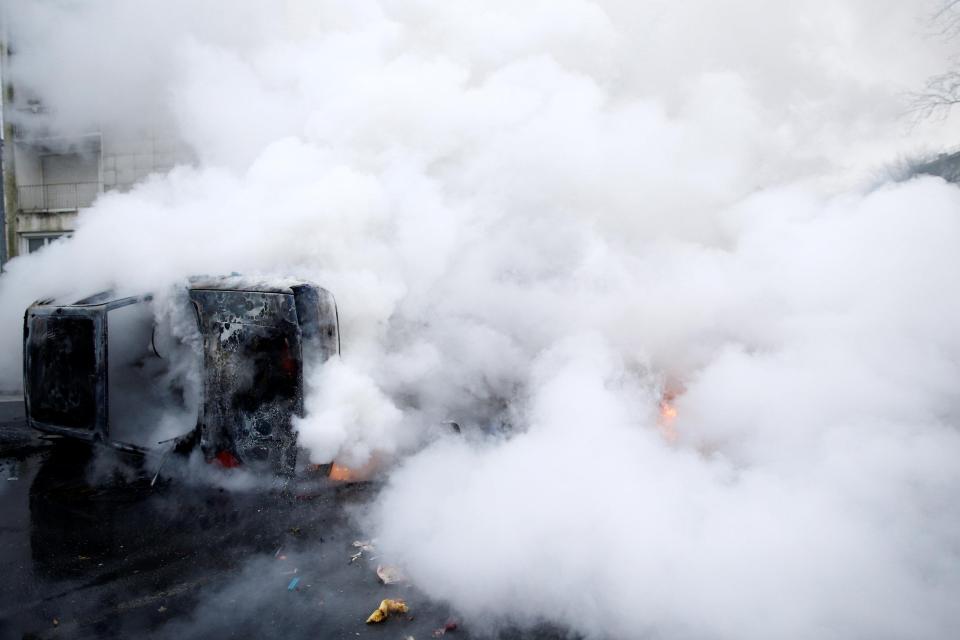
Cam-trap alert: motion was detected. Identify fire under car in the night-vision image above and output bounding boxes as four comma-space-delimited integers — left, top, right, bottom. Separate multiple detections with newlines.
22, 276, 340, 475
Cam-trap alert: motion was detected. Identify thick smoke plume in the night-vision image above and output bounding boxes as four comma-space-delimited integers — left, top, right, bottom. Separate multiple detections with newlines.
2, 1, 960, 638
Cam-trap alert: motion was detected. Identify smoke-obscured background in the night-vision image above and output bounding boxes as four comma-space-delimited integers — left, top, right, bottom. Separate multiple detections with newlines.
2, 1, 960, 638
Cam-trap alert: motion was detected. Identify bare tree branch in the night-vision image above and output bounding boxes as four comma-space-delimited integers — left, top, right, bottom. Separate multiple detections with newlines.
910, 70, 960, 120
934, 0, 960, 19
912, 2, 960, 119
932, 0, 960, 36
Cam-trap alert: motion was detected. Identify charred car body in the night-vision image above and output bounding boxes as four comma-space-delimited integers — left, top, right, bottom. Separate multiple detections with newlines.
23, 277, 339, 474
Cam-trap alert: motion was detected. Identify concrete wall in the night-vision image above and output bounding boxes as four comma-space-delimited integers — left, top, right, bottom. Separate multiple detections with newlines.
3, 124, 193, 260
12, 143, 40, 185
102, 132, 190, 191
15, 210, 76, 234
41, 152, 98, 184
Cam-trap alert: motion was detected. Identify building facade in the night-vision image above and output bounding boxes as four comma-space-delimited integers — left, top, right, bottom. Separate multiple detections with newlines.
4, 127, 188, 261
0, 29, 190, 269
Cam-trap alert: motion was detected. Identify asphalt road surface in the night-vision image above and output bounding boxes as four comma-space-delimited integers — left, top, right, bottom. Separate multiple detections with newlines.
0, 400, 561, 639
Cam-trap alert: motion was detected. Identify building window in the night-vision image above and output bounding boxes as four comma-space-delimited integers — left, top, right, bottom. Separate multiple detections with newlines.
20, 233, 71, 254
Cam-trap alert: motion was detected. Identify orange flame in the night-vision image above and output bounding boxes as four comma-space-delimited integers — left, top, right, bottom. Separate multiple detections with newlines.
657, 401, 678, 442
328, 462, 357, 482
659, 400, 678, 422
326, 456, 382, 482
657, 384, 682, 443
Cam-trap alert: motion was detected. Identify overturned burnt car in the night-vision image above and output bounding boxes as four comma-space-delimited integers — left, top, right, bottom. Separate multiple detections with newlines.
23, 276, 339, 474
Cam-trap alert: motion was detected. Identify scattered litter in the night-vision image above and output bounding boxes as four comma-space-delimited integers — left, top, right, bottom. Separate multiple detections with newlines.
287, 577, 301, 591
278, 555, 288, 561
404, 636, 416, 640
365, 598, 409, 623
6, 477, 18, 481
433, 618, 459, 636
281, 568, 299, 576
52, 618, 59, 627
376, 564, 407, 585
77, 555, 90, 561
158, 606, 167, 613
350, 540, 376, 564
289, 527, 301, 535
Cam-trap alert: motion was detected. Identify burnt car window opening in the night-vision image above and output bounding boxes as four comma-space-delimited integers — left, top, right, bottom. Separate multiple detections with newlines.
26, 315, 97, 430
107, 301, 194, 449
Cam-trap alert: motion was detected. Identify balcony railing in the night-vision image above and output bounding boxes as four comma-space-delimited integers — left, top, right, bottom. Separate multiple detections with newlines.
17, 182, 100, 212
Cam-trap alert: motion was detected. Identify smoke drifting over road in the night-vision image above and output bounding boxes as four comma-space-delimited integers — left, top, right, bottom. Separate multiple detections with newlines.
2, 1, 960, 637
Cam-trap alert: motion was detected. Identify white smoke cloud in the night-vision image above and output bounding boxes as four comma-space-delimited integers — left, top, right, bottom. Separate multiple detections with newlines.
369, 179, 960, 639
2, 0, 960, 637
295, 358, 403, 467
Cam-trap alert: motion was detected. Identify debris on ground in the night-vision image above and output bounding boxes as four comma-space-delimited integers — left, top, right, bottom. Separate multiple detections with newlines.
376, 564, 407, 585
52, 618, 59, 627
287, 577, 301, 591
350, 539, 376, 564
365, 598, 409, 623
158, 606, 167, 613
433, 618, 459, 636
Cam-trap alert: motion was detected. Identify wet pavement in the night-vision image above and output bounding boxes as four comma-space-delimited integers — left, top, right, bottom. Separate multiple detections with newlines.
0, 399, 476, 640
